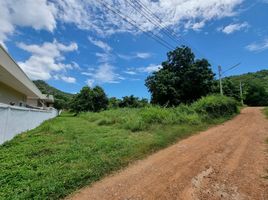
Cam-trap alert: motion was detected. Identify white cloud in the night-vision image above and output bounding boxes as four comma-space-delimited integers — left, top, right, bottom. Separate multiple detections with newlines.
88, 36, 112, 52
124, 70, 137, 75
0, 0, 244, 46
0, 0, 56, 46
139, 64, 162, 73
54, 0, 243, 36
86, 79, 94, 87
219, 22, 249, 34
136, 52, 152, 59
83, 63, 124, 85
125, 64, 162, 75
61, 76, 76, 83
246, 39, 268, 52
95, 52, 115, 63
54, 75, 76, 83
17, 40, 78, 80
118, 52, 152, 60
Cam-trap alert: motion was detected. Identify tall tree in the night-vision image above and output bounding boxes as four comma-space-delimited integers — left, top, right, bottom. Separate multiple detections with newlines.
70, 86, 108, 113
145, 46, 215, 106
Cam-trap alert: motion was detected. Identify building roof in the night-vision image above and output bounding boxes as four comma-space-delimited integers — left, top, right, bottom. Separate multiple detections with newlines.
0, 44, 44, 99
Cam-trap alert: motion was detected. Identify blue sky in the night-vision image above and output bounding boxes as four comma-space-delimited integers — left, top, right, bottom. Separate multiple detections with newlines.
1, 0, 268, 99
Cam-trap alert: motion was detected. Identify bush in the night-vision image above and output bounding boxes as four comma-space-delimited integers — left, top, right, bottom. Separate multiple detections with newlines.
192, 95, 239, 118
79, 95, 239, 132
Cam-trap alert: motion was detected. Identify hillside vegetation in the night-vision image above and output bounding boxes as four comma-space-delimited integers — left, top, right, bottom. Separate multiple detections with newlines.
227, 70, 268, 90
218, 70, 268, 106
33, 80, 74, 109
0, 95, 238, 199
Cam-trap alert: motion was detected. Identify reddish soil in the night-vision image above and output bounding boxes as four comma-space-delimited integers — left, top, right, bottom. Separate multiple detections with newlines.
68, 107, 268, 200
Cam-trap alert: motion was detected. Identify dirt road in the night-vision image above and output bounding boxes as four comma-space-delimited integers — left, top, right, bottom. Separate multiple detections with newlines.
69, 107, 268, 200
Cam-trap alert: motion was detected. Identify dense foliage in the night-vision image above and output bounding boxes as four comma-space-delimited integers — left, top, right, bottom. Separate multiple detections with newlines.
193, 95, 239, 118
218, 70, 268, 106
244, 81, 268, 106
33, 80, 73, 110
0, 95, 238, 199
70, 86, 108, 113
145, 46, 215, 106
108, 96, 148, 109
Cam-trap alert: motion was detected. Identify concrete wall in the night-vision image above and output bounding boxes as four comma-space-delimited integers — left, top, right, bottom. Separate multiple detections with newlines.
26, 98, 39, 107
0, 104, 58, 144
0, 81, 27, 106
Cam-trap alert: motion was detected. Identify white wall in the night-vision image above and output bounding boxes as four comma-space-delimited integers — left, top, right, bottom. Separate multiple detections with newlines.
0, 104, 58, 144
0, 81, 27, 106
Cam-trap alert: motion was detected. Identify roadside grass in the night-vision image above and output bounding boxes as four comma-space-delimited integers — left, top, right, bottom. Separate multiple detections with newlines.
0, 95, 239, 199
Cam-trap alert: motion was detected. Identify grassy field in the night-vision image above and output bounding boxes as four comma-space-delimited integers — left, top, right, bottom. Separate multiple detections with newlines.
0, 96, 238, 199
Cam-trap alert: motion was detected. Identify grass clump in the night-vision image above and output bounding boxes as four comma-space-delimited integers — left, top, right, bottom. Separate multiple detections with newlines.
0, 95, 239, 199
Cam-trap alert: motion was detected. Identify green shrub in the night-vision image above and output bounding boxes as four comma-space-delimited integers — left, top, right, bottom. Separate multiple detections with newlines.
192, 95, 239, 118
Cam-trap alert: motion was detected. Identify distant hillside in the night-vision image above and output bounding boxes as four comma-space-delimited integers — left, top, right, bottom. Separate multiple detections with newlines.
33, 80, 74, 109
226, 70, 268, 91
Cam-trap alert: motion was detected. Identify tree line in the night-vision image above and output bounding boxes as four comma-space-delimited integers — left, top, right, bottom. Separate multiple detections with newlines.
69, 46, 268, 113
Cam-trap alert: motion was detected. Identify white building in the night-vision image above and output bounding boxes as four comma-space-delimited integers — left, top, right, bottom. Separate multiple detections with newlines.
0, 44, 53, 108
0, 45, 58, 144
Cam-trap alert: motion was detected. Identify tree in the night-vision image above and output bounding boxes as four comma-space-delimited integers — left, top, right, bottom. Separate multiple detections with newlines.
70, 86, 108, 113
244, 81, 268, 106
108, 97, 121, 109
145, 46, 215, 106
91, 86, 109, 112
212, 78, 241, 101
118, 95, 149, 108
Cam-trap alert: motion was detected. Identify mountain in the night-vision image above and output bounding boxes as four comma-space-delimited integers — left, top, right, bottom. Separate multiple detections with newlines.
33, 80, 74, 109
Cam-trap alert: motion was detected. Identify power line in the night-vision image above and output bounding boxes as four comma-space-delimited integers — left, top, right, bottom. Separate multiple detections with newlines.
125, 0, 182, 44
131, 0, 218, 66
222, 63, 241, 75
96, 0, 176, 50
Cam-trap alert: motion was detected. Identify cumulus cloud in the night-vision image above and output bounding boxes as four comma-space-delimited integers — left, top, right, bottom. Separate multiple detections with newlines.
0, 0, 56, 46
54, 0, 243, 36
88, 36, 112, 52
125, 64, 162, 75
218, 22, 249, 34
54, 75, 76, 83
83, 63, 124, 85
118, 52, 152, 60
0, 0, 244, 46
139, 64, 162, 73
60, 76, 76, 83
245, 39, 268, 52
17, 40, 78, 80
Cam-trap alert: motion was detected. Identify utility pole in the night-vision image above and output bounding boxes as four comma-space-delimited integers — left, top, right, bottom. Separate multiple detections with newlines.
218, 66, 223, 95
240, 81, 244, 105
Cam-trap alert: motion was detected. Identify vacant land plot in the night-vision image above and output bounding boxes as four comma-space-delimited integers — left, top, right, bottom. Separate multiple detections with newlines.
70, 108, 268, 200
0, 96, 238, 199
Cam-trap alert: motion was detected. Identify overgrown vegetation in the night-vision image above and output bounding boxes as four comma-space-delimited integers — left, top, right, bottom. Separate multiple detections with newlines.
0, 95, 239, 199
220, 70, 268, 106
33, 80, 74, 110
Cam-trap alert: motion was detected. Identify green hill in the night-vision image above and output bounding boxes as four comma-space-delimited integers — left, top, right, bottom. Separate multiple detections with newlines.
223, 70, 268, 106
227, 70, 268, 91
33, 80, 74, 109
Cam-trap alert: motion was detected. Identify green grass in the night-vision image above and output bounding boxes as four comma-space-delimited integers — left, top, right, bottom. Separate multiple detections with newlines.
0, 96, 239, 199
